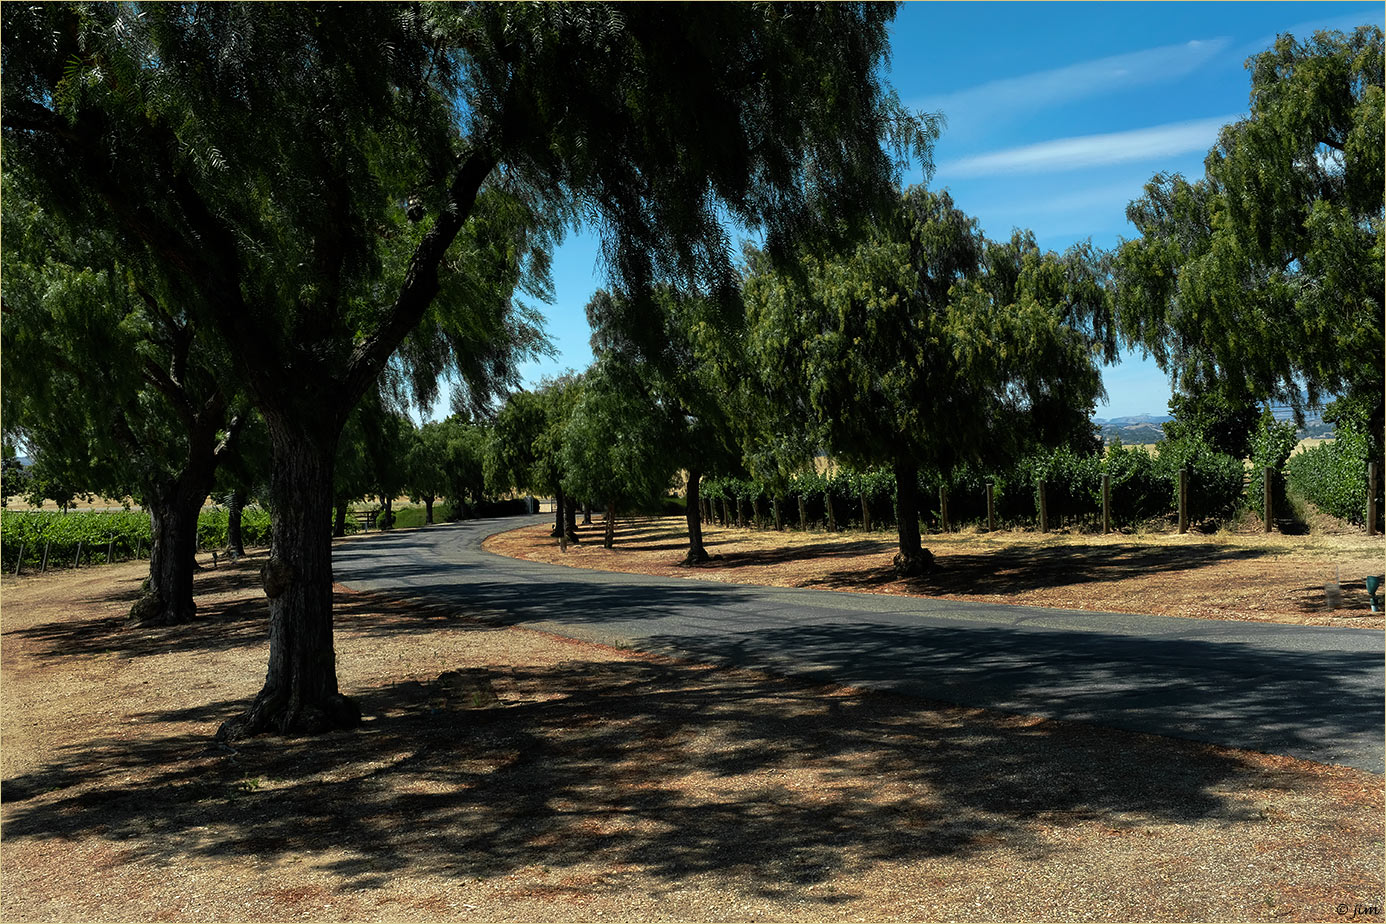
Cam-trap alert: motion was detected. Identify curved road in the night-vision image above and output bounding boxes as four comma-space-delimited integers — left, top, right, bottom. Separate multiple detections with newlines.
335, 516, 1385, 773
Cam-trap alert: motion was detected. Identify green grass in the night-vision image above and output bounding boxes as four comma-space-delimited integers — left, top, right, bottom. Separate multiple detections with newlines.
388, 502, 454, 529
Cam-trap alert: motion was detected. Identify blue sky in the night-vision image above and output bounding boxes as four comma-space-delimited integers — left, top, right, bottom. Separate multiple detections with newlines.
502, 1, 1382, 421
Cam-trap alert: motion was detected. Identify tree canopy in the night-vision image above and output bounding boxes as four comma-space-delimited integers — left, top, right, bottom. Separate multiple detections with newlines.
1113, 26, 1384, 444
3, 1, 933, 739
745, 188, 1112, 573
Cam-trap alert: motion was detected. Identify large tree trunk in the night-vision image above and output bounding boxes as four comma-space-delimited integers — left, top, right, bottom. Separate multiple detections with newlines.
129, 484, 204, 626
582, 501, 592, 526
227, 489, 246, 558
424, 496, 434, 525
604, 499, 616, 548
565, 495, 579, 541
218, 425, 359, 740
333, 501, 348, 537
892, 459, 933, 576
379, 494, 393, 529
684, 469, 709, 564
552, 488, 566, 538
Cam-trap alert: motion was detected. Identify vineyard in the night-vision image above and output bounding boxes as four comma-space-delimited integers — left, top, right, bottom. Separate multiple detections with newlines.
700, 434, 1381, 536
0, 507, 278, 573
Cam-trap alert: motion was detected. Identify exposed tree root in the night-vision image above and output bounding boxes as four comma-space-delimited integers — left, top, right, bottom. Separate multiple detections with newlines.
127, 592, 197, 627
217, 687, 361, 741
893, 548, 934, 577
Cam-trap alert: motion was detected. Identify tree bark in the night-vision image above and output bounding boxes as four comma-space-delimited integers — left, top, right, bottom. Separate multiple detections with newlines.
227, 489, 246, 558
552, 487, 567, 538
826, 492, 837, 531
604, 499, 616, 548
424, 496, 434, 525
565, 495, 579, 542
892, 459, 933, 576
582, 501, 592, 526
684, 469, 709, 564
218, 423, 359, 740
129, 486, 203, 626
333, 502, 347, 537
380, 494, 393, 529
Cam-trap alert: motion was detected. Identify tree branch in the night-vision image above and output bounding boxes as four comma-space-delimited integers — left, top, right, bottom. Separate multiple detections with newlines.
213, 411, 249, 466
342, 146, 499, 410
142, 358, 198, 431
0, 101, 80, 141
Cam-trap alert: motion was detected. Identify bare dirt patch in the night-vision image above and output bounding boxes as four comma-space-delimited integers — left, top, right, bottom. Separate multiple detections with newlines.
486, 517, 1386, 630
1, 550, 1382, 922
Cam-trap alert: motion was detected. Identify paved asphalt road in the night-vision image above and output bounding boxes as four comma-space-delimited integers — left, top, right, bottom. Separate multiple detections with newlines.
334, 516, 1385, 773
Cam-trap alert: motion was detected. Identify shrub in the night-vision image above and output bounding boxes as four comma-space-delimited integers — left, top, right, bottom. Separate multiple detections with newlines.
1155, 437, 1245, 524
1288, 428, 1371, 524
1249, 410, 1299, 518
1103, 442, 1168, 525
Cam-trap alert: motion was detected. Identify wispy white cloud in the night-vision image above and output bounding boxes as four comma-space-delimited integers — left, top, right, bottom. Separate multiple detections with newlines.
913, 38, 1231, 132
937, 115, 1238, 178
1237, 11, 1383, 59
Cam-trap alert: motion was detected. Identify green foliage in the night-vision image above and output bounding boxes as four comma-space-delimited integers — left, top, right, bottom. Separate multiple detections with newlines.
1155, 437, 1247, 525
1114, 26, 1384, 444
1034, 447, 1104, 527
1288, 425, 1374, 525
1, 506, 274, 571
195, 506, 274, 550
561, 362, 671, 515
1249, 409, 1300, 515
745, 189, 1111, 558
0, 457, 29, 507
586, 286, 745, 494
1163, 389, 1262, 460
487, 377, 582, 501
1103, 443, 1169, 526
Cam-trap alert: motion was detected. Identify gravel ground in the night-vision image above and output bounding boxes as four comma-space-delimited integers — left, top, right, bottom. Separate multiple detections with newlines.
485, 516, 1386, 630
1, 545, 1381, 922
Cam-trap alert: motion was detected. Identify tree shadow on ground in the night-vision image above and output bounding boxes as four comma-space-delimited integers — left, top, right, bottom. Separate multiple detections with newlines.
6, 556, 277, 661
1, 655, 1290, 903
808, 542, 1278, 594
693, 539, 891, 568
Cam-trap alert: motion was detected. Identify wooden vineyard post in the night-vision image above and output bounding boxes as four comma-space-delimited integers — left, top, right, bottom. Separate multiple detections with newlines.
107, 534, 116, 564
73, 541, 83, 569
798, 496, 807, 530
1178, 468, 1189, 534
861, 492, 871, 531
1102, 473, 1111, 534
986, 481, 995, 532
1264, 466, 1274, 533
12, 543, 23, 577
1038, 481, 1049, 533
939, 486, 949, 533
826, 493, 837, 532
1369, 462, 1379, 537
773, 498, 784, 531
736, 497, 746, 529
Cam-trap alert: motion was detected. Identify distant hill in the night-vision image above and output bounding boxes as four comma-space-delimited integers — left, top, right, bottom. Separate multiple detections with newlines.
1094, 411, 1335, 446
1094, 415, 1172, 446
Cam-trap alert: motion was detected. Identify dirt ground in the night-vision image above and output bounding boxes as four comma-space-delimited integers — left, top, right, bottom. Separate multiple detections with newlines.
0, 540, 1382, 922
485, 516, 1386, 630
